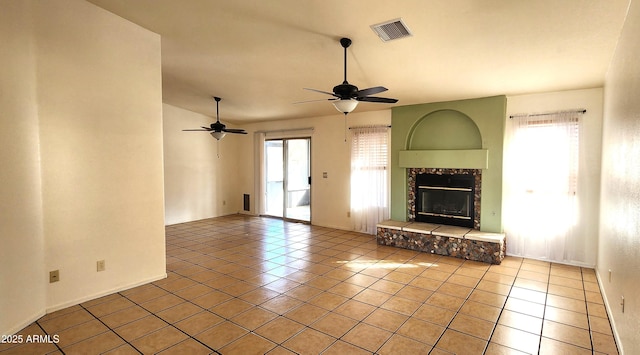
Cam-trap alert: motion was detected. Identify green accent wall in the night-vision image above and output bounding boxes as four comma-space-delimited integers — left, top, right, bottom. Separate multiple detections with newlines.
391, 96, 506, 232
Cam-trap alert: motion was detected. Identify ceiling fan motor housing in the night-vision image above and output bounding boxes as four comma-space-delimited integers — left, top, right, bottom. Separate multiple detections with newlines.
333, 83, 358, 99
183, 96, 247, 135
211, 122, 225, 131
299, 36, 397, 111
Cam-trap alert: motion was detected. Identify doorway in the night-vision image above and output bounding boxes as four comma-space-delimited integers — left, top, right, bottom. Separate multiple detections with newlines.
264, 138, 311, 222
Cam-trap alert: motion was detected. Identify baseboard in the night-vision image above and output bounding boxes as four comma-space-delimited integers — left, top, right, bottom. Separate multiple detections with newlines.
3, 274, 168, 335
45, 273, 167, 314
502, 253, 596, 269
238, 210, 257, 216
2, 309, 46, 336
595, 269, 623, 354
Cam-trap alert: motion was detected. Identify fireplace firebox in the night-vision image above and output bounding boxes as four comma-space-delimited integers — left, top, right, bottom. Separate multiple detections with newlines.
415, 174, 475, 228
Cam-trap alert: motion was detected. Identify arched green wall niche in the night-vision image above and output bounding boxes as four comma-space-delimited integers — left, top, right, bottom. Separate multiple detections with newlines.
391, 95, 506, 232
408, 110, 482, 150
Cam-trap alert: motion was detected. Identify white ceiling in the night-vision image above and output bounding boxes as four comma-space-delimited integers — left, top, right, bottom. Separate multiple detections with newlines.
87, 0, 630, 123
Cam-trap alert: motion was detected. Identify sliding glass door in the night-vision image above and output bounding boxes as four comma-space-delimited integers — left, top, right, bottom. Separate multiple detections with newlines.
264, 138, 311, 222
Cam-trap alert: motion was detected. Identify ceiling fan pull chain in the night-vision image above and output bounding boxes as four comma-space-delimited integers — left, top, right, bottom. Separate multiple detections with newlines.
344, 116, 347, 143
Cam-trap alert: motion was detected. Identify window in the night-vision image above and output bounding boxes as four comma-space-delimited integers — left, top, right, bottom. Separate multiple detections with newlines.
504, 111, 583, 262
350, 126, 389, 234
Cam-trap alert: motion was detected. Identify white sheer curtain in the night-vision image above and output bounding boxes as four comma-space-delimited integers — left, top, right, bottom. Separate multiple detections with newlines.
255, 132, 266, 216
504, 111, 585, 263
350, 126, 389, 234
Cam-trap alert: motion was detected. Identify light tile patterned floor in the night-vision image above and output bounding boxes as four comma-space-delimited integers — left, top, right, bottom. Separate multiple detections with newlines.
1, 215, 619, 354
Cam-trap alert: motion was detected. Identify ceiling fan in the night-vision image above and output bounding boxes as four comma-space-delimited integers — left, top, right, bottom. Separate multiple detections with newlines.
302, 37, 398, 115
183, 97, 247, 140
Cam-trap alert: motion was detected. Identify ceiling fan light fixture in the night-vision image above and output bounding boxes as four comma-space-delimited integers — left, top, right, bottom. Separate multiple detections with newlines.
182, 97, 247, 138
333, 99, 358, 114
300, 37, 397, 113
210, 131, 226, 140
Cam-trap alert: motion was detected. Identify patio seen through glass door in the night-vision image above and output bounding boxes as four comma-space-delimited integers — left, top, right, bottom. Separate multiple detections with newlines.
264, 138, 310, 222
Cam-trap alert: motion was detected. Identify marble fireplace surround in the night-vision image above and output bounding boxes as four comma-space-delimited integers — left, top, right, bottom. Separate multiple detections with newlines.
407, 168, 481, 230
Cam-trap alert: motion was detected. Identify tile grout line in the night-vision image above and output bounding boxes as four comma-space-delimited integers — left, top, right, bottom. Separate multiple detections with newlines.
582, 267, 596, 353
77, 302, 143, 355
279, 245, 402, 354
371, 254, 445, 354
167, 224, 380, 354
116, 287, 223, 354
165, 218, 616, 354
170, 220, 568, 355
279, 233, 402, 353
536, 262, 552, 354
34, 320, 66, 355
479, 260, 523, 352
478, 259, 522, 355
6, 216, 617, 354
428, 260, 480, 354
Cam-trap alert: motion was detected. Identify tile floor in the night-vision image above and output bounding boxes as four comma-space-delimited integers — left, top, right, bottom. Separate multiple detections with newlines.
1, 215, 619, 354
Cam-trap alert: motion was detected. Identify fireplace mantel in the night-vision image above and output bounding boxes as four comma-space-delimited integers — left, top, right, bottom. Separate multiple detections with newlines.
398, 149, 489, 169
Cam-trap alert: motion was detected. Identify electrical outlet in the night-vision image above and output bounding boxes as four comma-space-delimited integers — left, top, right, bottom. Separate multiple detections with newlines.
97, 260, 106, 272
49, 270, 59, 283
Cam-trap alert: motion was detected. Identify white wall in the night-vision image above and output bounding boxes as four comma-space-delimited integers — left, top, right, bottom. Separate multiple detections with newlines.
0, 0, 47, 335
238, 110, 392, 231
0, 0, 167, 334
599, 0, 640, 352
35, 0, 166, 311
163, 104, 244, 225
163, 105, 390, 231
506, 88, 604, 266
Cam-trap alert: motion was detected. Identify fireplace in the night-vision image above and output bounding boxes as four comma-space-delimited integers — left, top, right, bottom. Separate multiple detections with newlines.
415, 174, 474, 228
408, 168, 481, 229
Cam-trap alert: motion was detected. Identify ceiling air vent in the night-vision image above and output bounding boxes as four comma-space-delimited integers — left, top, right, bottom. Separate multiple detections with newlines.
371, 18, 412, 42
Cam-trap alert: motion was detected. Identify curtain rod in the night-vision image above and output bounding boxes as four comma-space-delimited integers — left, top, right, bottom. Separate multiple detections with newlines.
254, 127, 314, 134
348, 125, 391, 130
509, 109, 586, 119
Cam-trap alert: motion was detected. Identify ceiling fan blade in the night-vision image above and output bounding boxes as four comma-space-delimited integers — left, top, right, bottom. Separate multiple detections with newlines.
299, 38, 396, 114
304, 88, 339, 97
356, 86, 388, 97
182, 129, 211, 131
357, 96, 398, 103
293, 98, 339, 104
223, 128, 247, 134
